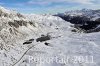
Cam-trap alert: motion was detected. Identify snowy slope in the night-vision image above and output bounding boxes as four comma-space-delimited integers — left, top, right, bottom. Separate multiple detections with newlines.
0, 6, 100, 66
0, 6, 40, 66
55, 9, 100, 33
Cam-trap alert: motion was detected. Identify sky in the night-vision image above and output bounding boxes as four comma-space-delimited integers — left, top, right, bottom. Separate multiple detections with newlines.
0, 0, 100, 14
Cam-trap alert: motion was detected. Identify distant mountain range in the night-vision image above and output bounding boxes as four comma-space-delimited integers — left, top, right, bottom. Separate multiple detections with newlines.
54, 9, 100, 33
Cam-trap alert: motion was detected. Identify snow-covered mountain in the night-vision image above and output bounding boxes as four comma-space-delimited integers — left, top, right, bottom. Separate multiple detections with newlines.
55, 9, 100, 20
54, 9, 100, 33
0, 6, 100, 66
